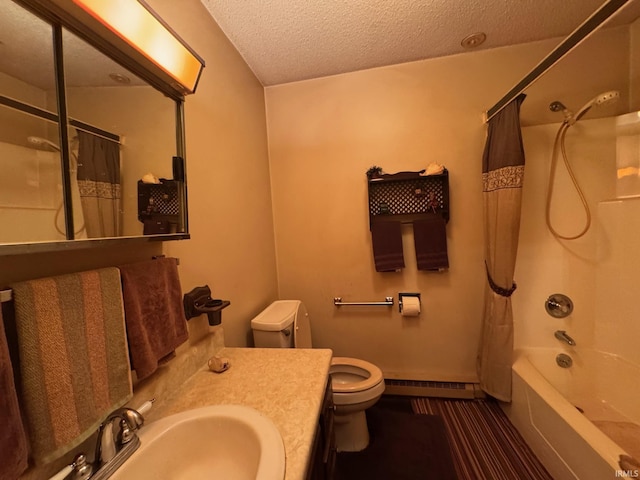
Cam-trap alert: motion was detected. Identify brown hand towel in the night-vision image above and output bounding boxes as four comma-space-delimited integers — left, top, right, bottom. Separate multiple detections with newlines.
0, 307, 28, 479
118, 258, 188, 381
413, 215, 449, 271
371, 221, 405, 272
11, 268, 132, 464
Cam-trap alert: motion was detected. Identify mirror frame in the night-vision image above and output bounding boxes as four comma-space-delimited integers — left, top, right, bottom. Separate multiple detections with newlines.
0, 0, 192, 256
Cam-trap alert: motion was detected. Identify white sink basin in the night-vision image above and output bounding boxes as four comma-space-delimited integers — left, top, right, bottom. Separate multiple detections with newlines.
110, 404, 285, 480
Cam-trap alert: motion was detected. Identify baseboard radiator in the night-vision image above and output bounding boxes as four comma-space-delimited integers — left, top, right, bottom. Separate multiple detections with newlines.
384, 379, 485, 399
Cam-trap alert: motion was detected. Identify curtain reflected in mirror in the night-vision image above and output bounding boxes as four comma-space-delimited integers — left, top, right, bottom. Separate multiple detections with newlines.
62, 26, 178, 239
77, 131, 121, 238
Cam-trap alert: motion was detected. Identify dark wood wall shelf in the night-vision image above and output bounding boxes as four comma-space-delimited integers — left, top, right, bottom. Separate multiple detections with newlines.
367, 170, 449, 228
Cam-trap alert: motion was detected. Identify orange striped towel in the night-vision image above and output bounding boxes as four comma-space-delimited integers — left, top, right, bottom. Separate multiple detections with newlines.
11, 268, 132, 464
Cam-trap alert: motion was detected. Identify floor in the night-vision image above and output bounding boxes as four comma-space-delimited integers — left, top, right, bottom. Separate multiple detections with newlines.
335, 395, 553, 480
334, 396, 457, 480
412, 396, 553, 479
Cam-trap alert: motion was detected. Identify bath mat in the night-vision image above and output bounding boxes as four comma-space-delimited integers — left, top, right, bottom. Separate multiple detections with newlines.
412, 397, 553, 480
335, 402, 457, 480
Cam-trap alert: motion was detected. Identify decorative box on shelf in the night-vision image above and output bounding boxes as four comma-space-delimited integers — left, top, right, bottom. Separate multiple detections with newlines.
367, 169, 449, 228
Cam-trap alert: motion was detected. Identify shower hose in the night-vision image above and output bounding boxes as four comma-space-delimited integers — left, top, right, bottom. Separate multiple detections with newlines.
545, 122, 591, 240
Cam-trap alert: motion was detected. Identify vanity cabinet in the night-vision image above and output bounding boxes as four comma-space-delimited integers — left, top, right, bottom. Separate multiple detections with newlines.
307, 376, 336, 480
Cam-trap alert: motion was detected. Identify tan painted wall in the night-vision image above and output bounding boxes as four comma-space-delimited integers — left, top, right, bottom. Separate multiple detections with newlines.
0, 72, 49, 146
147, 0, 278, 347
265, 40, 560, 382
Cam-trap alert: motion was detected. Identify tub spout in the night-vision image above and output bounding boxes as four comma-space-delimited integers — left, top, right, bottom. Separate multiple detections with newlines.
554, 330, 576, 346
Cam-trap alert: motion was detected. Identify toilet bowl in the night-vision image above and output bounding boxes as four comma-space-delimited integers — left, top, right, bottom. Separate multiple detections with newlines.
330, 357, 385, 451
251, 300, 385, 452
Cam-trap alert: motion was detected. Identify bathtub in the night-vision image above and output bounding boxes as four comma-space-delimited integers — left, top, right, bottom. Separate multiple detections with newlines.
502, 348, 640, 480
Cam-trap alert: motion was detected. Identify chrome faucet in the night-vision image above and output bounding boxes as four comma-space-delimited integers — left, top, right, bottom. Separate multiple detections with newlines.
554, 330, 576, 346
47, 400, 154, 480
95, 407, 143, 463
91, 405, 148, 480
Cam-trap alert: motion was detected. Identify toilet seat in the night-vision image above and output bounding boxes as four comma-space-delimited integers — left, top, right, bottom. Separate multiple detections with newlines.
330, 357, 384, 393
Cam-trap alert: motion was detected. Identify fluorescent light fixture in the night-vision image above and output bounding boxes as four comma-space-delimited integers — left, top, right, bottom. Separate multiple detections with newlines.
72, 0, 204, 94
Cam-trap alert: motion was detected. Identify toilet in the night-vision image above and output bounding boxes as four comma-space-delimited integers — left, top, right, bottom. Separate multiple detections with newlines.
251, 300, 385, 452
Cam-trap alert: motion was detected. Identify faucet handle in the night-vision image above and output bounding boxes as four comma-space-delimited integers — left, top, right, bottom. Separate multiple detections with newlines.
135, 398, 154, 416
71, 454, 93, 480
48, 453, 93, 480
118, 418, 136, 445
545, 294, 573, 318
121, 408, 144, 430
122, 398, 155, 429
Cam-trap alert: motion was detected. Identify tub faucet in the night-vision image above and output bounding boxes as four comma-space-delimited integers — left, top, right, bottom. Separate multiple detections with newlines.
554, 330, 576, 346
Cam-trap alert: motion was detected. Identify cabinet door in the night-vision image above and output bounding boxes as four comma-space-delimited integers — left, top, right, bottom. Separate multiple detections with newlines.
321, 377, 336, 477
307, 376, 336, 480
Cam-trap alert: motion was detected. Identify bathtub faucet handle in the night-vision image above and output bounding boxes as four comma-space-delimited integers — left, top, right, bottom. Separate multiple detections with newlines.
554, 330, 576, 346
545, 294, 573, 318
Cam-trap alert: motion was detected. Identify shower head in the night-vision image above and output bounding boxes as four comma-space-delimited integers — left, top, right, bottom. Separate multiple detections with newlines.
550, 90, 620, 125
27, 136, 60, 151
573, 90, 620, 123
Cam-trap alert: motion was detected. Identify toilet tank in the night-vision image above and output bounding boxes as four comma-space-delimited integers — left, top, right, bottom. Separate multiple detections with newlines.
251, 300, 300, 348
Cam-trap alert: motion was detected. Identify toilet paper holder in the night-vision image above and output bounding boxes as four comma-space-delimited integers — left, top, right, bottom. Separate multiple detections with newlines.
398, 293, 421, 314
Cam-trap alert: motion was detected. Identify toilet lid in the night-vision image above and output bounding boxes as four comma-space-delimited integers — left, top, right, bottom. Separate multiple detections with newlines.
293, 304, 312, 348
330, 357, 384, 393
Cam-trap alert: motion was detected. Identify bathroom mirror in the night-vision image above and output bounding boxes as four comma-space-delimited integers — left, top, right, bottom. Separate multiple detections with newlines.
0, 0, 189, 253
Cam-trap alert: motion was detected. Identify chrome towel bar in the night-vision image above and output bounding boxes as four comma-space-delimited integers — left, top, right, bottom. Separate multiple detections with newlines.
333, 296, 394, 307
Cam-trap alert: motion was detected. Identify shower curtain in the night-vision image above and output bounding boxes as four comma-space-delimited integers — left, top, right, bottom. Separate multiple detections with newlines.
77, 131, 121, 238
477, 93, 526, 402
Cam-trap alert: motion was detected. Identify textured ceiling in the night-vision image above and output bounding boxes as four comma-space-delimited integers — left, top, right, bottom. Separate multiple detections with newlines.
200, 0, 624, 86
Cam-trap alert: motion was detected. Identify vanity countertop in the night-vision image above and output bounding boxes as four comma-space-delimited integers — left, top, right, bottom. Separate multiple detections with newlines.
147, 347, 333, 480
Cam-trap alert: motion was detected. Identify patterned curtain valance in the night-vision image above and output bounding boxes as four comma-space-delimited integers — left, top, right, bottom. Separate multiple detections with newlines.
482, 165, 525, 193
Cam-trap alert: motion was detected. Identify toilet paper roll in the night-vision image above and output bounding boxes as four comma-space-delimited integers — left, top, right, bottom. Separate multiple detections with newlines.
401, 296, 421, 317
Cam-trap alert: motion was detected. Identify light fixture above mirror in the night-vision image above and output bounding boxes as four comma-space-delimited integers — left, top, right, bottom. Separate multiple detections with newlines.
38, 0, 205, 98
71, 0, 204, 94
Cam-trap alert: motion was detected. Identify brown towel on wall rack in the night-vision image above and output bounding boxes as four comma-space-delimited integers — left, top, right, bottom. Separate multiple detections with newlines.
118, 257, 188, 381
0, 307, 28, 479
371, 221, 405, 272
413, 215, 449, 271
